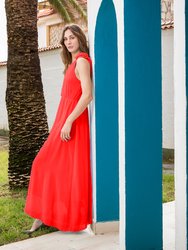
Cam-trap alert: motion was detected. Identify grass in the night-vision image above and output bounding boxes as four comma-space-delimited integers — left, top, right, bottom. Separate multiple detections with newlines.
162, 174, 174, 203
0, 150, 8, 184
0, 185, 57, 246
0, 149, 57, 246
0, 149, 175, 246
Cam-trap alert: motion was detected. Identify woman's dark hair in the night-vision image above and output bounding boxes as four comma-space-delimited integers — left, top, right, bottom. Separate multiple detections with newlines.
60, 24, 89, 73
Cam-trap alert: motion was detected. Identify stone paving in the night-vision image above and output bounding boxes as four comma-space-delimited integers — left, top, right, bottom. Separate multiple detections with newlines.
163, 163, 174, 175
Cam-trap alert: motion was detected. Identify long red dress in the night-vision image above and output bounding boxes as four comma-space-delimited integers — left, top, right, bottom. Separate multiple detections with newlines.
24, 52, 93, 232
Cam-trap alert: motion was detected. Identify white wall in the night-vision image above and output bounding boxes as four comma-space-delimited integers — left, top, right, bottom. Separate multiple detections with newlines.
0, 0, 7, 62
87, 0, 102, 228
162, 28, 174, 149
38, 14, 62, 48
40, 48, 64, 128
0, 65, 7, 129
113, 1, 125, 249
0, 48, 64, 130
174, 0, 187, 248
38, 24, 47, 48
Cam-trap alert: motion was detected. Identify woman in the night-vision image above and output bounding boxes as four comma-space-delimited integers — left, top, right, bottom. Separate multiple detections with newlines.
24, 24, 93, 235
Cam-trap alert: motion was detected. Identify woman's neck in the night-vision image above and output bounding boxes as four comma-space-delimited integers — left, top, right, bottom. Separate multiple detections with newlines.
71, 51, 81, 62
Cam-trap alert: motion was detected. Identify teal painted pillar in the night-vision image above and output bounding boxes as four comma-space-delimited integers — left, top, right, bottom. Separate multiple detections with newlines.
124, 0, 162, 249
94, 0, 119, 222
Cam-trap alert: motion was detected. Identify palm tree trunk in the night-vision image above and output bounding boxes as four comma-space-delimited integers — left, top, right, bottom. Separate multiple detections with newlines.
5, 0, 49, 188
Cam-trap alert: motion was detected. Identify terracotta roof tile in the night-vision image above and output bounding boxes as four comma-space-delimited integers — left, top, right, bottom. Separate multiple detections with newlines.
0, 61, 7, 67
37, 8, 55, 18
38, 44, 62, 52
161, 20, 174, 30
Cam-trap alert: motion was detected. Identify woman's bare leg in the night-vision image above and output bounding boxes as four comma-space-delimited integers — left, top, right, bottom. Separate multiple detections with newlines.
30, 219, 43, 231
23, 218, 43, 235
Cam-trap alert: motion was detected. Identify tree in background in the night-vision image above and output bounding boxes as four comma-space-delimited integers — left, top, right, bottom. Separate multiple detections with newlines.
48, 0, 87, 24
5, 0, 49, 188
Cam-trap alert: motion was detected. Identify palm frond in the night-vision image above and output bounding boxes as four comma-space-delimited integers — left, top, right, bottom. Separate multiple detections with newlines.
61, 0, 75, 22
69, 0, 87, 23
48, 0, 72, 23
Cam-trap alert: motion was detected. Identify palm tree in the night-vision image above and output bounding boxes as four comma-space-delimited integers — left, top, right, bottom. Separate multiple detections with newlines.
5, 0, 49, 188
47, 0, 87, 24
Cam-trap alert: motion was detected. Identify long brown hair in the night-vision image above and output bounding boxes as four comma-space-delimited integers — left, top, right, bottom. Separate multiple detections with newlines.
60, 24, 89, 73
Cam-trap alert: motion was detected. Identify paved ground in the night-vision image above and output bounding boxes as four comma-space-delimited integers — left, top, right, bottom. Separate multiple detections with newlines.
163, 163, 174, 175
163, 201, 175, 250
0, 202, 175, 250
0, 228, 119, 250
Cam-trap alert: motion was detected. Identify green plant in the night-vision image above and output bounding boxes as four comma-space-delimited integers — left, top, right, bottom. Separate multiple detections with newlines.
162, 174, 174, 203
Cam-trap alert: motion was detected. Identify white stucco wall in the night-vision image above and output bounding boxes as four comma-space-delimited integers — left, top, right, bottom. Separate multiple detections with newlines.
162, 28, 174, 149
174, 0, 187, 248
0, 48, 64, 130
38, 24, 47, 48
0, 65, 7, 129
87, 0, 102, 228
113, 1, 125, 249
0, 0, 7, 62
40, 48, 64, 128
38, 14, 62, 48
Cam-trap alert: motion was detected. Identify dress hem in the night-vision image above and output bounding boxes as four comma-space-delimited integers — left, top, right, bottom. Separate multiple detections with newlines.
24, 209, 92, 232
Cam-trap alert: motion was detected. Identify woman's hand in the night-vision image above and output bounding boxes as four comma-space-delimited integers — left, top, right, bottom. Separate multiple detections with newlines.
60, 120, 72, 142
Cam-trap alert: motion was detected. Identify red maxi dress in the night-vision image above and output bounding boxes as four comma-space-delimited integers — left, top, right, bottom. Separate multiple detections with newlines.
24, 52, 93, 231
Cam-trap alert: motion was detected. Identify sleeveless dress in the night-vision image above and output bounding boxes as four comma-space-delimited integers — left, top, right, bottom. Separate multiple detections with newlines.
24, 52, 93, 231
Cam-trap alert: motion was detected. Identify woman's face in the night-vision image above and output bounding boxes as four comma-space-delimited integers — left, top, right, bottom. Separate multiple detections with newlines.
63, 29, 80, 54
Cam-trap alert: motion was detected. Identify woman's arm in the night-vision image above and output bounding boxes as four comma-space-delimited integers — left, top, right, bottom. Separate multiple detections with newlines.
60, 57, 93, 141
